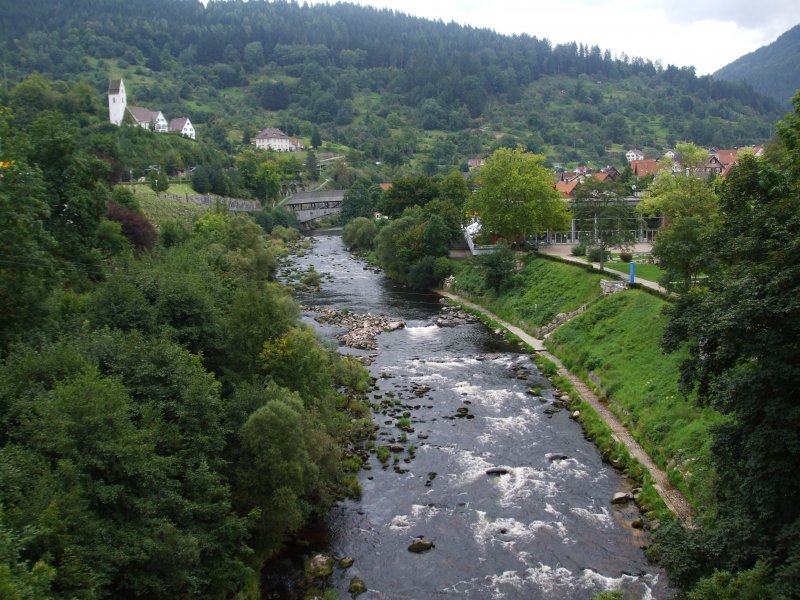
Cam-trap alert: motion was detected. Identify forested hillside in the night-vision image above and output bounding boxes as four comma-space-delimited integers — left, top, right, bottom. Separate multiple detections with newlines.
0, 0, 782, 174
714, 23, 800, 108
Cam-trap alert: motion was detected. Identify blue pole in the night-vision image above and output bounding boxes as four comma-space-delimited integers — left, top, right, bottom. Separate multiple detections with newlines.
629, 261, 635, 284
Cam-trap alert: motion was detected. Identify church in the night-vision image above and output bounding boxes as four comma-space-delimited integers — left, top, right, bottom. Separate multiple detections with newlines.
108, 79, 195, 140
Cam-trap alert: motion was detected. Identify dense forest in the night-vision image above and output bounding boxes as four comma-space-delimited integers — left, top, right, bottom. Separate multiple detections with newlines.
0, 0, 783, 175
0, 77, 377, 597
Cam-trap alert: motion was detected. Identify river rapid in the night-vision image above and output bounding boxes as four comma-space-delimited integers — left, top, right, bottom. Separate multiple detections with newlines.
283, 230, 671, 599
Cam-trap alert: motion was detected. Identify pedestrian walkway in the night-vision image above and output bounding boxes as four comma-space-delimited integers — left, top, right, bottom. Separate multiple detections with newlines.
537, 243, 671, 296
437, 290, 695, 528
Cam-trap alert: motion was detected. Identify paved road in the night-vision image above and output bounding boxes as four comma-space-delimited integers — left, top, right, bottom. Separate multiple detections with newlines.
438, 290, 695, 528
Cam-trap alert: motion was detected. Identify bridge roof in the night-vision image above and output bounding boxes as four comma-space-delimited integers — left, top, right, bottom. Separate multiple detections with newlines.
283, 190, 345, 206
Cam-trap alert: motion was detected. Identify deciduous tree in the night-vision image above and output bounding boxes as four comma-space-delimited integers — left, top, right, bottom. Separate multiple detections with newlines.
467, 148, 568, 243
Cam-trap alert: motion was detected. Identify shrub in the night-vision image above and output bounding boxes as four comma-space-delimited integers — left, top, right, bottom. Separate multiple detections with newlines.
571, 242, 587, 256
433, 256, 452, 284
619, 251, 633, 263
586, 246, 609, 263
106, 202, 157, 252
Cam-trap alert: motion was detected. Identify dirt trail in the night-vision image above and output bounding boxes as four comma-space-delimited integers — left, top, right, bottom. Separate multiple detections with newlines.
438, 290, 695, 528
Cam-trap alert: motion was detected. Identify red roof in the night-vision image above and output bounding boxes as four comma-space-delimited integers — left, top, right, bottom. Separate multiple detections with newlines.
630, 159, 660, 177
556, 180, 578, 198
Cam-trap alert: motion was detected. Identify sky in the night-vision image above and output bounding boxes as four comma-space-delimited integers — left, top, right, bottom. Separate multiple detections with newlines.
292, 0, 800, 76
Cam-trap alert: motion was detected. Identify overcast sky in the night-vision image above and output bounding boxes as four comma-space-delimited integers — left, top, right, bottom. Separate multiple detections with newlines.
293, 0, 800, 75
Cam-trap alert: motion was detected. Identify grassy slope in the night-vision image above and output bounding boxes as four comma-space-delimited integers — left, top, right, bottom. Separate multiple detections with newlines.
134, 186, 210, 227
452, 254, 723, 512
547, 290, 723, 509
452, 254, 606, 328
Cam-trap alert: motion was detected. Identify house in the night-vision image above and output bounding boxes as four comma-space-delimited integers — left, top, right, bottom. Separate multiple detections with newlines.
556, 179, 579, 198
289, 137, 305, 151
700, 155, 726, 177
630, 159, 660, 178
599, 165, 621, 180
254, 127, 297, 151
108, 79, 127, 125
467, 158, 485, 171
169, 117, 196, 140
128, 106, 168, 132
664, 149, 677, 159
626, 148, 645, 162
714, 149, 739, 168
556, 171, 582, 184
108, 78, 195, 139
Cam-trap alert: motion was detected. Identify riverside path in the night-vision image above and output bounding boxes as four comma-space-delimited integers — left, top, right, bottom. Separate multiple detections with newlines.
437, 290, 695, 528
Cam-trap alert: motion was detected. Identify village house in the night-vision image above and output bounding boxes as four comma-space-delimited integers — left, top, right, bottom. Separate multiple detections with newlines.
630, 159, 661, 178
108, 79, 195, 139
467, 158, 485, 171
254, 127, 302, 151
626, 148, 645, 162
168, 117, 196, 140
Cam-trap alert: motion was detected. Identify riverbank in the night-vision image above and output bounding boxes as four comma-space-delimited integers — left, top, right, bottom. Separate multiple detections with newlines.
437, 290, 695, 527
446, 253, 724, 517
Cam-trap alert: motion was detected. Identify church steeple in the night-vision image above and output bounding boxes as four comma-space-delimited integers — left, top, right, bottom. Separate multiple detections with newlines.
108, 79, 127, 125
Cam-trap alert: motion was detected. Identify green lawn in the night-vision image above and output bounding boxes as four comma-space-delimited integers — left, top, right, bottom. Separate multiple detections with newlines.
605, 261, 664, 283
451, 254, 605, 328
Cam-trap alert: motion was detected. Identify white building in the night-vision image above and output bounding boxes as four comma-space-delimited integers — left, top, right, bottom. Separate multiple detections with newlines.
128, 106, 168, 132
254, 127, 299, 151
108, 79, 127, 125
626, 148, 645, 162
108, 78, 194, 139
169, 117, 196, 140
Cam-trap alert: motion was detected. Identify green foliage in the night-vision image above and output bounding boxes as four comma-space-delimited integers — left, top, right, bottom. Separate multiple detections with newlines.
659, 105, 800, 594
571, 178, 640, 269
467, 148, 569, 243
452, 254, 604, 327
479, 245, 517, 293
687, 562, 778, 600
586, 246, 610, 263
342, 216, 378, 250
341, 182, 382, 221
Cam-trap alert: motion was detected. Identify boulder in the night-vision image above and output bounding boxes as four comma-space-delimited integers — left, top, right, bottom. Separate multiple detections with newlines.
408, 539, 435, 553
611, 492, 633, 505
307, 553, 334, 578
486, 467, 510, 476
348, 577, 367, 595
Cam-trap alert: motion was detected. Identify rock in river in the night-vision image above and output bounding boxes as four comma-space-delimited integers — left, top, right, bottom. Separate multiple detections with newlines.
408, 539, 435, 553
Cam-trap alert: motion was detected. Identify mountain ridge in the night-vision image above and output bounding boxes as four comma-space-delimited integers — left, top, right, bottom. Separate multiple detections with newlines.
714, 23, 800, 107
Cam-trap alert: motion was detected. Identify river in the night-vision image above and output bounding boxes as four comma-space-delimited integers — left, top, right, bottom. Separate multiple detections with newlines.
282, 230, 671, 599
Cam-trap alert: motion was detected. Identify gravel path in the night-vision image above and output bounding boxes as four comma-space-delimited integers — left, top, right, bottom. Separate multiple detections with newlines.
438, 290, 695, 528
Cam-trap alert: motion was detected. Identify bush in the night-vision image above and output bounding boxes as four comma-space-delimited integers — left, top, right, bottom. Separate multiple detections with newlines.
587, 246, 609, 263
619, 251, 633, 263
407, 255, 437, 290
571, 242, 587, 256
342, 216, 377, 250
106, 202, 157, 252
433, 256, 452, 284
